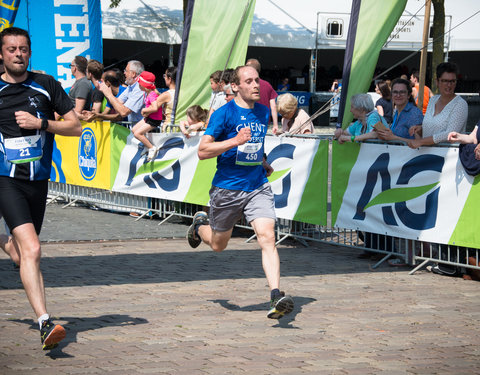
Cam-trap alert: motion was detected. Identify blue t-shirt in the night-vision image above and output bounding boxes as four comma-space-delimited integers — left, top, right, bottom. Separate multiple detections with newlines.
205, 100, 269, 192
390, 101, 424, 140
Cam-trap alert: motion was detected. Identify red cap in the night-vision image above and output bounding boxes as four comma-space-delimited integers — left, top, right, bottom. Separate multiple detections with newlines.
138, 71, 156, 90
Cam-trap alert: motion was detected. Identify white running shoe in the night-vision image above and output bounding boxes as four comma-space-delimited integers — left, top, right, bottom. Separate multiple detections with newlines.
147, 147, 157, 161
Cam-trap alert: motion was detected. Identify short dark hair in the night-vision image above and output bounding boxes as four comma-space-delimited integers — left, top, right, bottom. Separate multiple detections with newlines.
103, 70, 120, 87
232, 65, 253, 85
112, 68, 125, 85
0, 27, 31, 51
411, 70, 420, 81
74, 55, 88, 74
436, 62, 458, 79
87, 59, 103, 80
391, 78, 414, 103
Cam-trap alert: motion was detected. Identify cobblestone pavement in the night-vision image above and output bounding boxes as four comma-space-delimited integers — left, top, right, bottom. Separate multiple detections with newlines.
1, 204, 479, 374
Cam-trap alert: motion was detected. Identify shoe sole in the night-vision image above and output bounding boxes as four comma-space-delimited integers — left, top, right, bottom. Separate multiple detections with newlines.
42, 325, 66, 350
186, 222, 202, 248
187, 212, 208, 248
267, 295, 294, 319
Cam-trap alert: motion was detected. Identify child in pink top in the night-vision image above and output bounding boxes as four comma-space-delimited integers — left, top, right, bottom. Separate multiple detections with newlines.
131, 71, 163, 161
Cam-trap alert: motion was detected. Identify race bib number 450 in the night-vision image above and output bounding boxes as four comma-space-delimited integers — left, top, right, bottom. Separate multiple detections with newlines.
5, 135, 43, 164
236, 142, 263, 166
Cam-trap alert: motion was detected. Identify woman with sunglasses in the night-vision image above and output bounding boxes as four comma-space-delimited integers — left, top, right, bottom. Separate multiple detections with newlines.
375, 78, 423, 143
407, 62, 468, 149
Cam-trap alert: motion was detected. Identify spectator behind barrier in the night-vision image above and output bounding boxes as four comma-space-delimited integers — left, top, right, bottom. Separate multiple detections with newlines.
69, 55, 93, 120
83, 59, 104, 120
411, 69, 433, 115
374, 80, 393, 124
223, 83, 236, 103
277, 77, 290, 92
141, 66, 177, 133
132, 71, 164, 162
408, 62, 468, 149
334, 93, 388, 144
207, 70, 227, 123
277, 93, 314, 135
246, 58, 279, 134
98, 60, 145, 124
87, 70, 127, 123
179, 105, 208, 138
376, 78, 424, 143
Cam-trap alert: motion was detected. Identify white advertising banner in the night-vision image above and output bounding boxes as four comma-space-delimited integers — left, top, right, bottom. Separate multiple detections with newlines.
334, 143, 474, 244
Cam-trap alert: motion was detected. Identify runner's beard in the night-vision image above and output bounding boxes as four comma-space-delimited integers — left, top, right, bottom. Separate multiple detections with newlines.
5, 63, 27, 77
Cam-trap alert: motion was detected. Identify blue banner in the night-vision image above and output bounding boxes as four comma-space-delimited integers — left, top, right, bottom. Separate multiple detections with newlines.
14, 0, 102, 90
0, 0, 20, 31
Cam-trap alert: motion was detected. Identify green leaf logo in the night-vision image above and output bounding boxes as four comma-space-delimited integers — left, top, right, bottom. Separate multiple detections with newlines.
364, 182, 439, 210
267, 168, 291, 183
134, 158, 176, 178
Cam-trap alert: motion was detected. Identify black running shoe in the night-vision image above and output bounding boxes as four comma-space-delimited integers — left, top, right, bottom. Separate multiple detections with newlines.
267, 292, 294, 319
40, 319, 66, 350
187, 211, 208, 248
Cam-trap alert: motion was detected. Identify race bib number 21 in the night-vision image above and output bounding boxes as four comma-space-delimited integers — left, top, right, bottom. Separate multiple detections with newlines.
4, 135, 43, 164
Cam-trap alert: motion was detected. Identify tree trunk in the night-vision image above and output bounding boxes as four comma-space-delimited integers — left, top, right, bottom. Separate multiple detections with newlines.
431, 0, 445, 94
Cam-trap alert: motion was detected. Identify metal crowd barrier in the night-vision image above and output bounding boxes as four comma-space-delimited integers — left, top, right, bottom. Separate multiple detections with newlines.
48, 129, 480, 277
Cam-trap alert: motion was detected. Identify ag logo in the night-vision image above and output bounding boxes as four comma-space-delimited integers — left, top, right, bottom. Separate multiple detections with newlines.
354, 153, 444, 230
78, 127, 97, 181
125, 136, 185, 191
267, 143, 296, 208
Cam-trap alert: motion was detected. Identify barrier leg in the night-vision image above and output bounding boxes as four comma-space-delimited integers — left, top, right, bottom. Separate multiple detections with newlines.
46, 195, 61, 205
62, 199, 80, 208
408, 259, 430, 275
158, 213, 174, 226
371, 253, 392, 269
246, 233, 257, 243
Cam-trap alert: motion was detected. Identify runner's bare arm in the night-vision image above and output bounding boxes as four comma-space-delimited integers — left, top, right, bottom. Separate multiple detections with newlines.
198, 127, 251, 160
15, 110, 82, 136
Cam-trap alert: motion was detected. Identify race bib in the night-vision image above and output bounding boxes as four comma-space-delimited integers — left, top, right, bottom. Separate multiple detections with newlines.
236, 142, 263, 166
4, 135, 43, 164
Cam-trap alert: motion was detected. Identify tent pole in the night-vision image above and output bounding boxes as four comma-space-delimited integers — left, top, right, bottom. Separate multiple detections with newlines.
418, 0, 431, 111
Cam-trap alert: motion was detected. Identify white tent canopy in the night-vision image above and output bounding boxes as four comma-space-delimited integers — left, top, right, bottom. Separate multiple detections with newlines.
101, 0, 480, 51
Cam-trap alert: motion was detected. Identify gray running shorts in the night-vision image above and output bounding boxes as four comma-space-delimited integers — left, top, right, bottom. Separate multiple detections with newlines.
208, 183, 276, 232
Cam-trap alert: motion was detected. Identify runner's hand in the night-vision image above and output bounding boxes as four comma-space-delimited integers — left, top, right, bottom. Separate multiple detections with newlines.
235, 127, 251, 146
15, 111, 41, 129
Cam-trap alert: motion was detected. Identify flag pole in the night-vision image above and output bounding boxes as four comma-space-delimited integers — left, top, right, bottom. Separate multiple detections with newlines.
418, 0, 431, 111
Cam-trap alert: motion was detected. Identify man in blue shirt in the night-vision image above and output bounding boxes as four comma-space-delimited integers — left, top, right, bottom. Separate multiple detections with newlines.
187, 65, 294, 320
99, 60, 145, 124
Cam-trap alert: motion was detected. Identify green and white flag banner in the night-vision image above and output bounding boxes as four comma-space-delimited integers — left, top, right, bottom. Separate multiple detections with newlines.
333, 143, 476, 246
112, 132, 328, 225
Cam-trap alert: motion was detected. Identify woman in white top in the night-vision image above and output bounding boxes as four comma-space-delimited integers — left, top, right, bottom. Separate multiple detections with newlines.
407, 62, 467, 149
276, 93, 314, 134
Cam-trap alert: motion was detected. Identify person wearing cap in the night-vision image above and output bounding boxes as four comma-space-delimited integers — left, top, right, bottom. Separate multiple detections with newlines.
131, 71, 164, 161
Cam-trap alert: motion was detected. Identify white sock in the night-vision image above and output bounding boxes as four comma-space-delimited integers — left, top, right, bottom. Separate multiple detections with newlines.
38, 314, 49, 329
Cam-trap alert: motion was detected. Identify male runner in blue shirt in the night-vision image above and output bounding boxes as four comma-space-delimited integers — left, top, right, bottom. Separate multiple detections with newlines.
187, 65, 294, 319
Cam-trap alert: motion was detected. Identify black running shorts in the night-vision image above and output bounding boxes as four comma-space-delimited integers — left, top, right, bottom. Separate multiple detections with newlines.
0, 176, 48, 235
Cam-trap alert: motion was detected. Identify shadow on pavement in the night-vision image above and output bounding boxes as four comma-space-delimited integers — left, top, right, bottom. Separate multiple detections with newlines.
0, 246, 407, 290
210, 296, 316, 329
10, 314, 148, 358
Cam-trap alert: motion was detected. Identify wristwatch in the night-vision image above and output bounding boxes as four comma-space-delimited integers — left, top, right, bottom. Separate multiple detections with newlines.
40, 118, 49, 131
